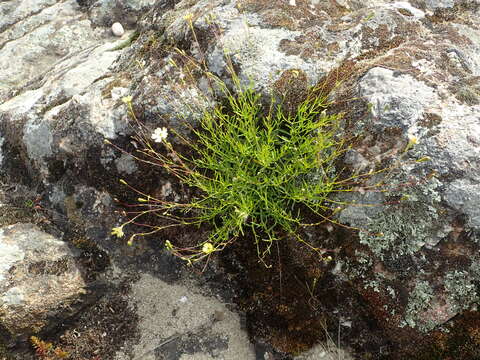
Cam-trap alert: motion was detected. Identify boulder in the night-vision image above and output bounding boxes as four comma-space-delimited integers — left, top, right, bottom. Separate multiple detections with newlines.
0, 223, 87, 341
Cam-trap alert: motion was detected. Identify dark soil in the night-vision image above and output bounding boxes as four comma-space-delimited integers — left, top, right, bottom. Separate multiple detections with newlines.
214, 223, 393, 359
49, 280, 138, 360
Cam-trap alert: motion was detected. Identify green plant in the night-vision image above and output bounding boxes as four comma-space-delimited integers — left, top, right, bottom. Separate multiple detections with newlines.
108, 19, 430, 266
109, 71, 356, 265
181, 84, 343, 260
109, 69, 433, 267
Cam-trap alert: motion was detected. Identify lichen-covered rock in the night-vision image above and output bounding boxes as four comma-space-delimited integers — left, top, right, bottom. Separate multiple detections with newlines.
1, 0, 480, 358
113, 0, 479, 354
0, 38, 131, 181
0, 0, 107, 103
80, 0, 159, 28
0, 223, 86, 341
0, 0, 141, 190
327, 2, 480, 352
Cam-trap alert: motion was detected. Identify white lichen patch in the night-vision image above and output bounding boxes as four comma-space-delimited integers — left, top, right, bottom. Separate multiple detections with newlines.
425, 0, 455, 10
359, 67, 439, 136
23, 119, 53, 160
0, 241, 24, 282
401, 280, 435, 331
357, 177, 443, 260
443, 180, 480, 229
111, 87, 130, 101
2, 287, 24, 306
390, 2, 425, 18
444, 270, 478, 313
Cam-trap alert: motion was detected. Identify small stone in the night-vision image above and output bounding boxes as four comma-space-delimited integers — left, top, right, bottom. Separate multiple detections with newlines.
111, 22, 125, 37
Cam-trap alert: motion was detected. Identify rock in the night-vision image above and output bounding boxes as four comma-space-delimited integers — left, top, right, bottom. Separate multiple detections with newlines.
114, 0, 479, 355
425, 0, 455, 10
83, 0, 159, 28
0, 0, 104, 103
327, 1, 480, 352
113, 273, 255, 360
1, 0, 480, 358
111, 22, 125, 37
0, 223, 87, 341
294, 342, 353, 360
0, 38, 131, 181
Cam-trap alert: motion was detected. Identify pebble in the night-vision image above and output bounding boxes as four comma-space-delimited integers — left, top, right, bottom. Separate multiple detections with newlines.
111, 22, 125, 37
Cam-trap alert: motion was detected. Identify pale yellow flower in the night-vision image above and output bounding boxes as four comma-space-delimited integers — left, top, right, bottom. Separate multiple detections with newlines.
111, 226, 124, 238
202, 242, 214, 254
121, 95, 132, 104
408, 134, 418, 145
404, 133, 419, 152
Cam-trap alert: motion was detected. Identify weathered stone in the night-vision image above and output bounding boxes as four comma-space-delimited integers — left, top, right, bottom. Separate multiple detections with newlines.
0, 0, 104, 102
113, 273, 255, 360
0, 223, 86, 340
1, 0, 480, 358
0, 39, 131, 180
85, 0, 158, 27
330, 5, 480, 349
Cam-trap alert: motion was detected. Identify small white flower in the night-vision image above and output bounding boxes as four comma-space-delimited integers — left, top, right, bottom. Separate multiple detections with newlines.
152, 127, 168, 143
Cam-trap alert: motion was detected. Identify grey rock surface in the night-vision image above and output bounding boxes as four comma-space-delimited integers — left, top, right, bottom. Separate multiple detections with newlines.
81, 0, 158, 27
294, 343, 353, 360
0, 37, 131, 179
330, 1, 480, 338
114, 273, 255, 360
0, 0, 104, 102
0, 223, 86, 340
1, 0, 480, 358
